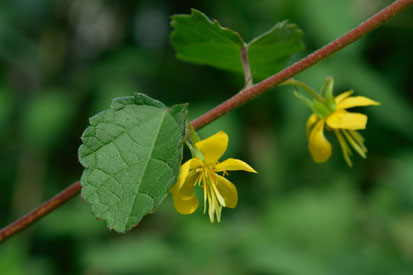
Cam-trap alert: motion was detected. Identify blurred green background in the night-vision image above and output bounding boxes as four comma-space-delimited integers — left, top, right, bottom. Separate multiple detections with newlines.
1, 0, 412, 274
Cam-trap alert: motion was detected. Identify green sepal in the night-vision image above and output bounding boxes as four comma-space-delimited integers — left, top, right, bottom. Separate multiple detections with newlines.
313, 99, 331, 118
321, 77, 336, 111
294, 90, 321, 116
188, 122, 200, 144
188, 123, 204, 161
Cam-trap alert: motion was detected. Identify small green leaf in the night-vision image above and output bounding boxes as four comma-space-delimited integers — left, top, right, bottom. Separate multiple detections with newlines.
79, 93, 187, 232
171, 9, 244, 73
247, 21, 304, 80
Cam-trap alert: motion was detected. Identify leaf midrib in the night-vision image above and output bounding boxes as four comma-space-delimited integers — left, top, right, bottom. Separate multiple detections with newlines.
124, 108, 168, 228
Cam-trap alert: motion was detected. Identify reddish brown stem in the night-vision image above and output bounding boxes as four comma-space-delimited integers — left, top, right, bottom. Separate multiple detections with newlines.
0, 0, 411, 243
0, 181, 81, 242
191, 0, 413, 129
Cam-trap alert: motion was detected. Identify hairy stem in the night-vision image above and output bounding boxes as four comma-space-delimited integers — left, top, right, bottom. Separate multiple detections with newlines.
0, 181, 81, 242
191, 0, 412, 129
0, 0, 411, 243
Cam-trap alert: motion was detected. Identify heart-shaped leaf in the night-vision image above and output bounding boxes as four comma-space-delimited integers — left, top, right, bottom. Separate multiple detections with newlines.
79, 94, 187, 232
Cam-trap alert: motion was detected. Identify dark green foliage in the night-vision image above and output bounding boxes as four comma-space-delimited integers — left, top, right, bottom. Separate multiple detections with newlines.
79, 94, 187, 232
171, 9, 304, 81
171, 9, 244, 73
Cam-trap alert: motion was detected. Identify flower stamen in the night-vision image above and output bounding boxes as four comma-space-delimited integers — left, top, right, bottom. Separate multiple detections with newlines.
342, 129, 366, 159
169, 131, 257, 222
334, 129, 353, 167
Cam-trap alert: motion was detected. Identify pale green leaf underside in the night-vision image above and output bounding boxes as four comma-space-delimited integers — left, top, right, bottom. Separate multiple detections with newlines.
171, 9, 244, 73
171, 10, 304, 81
78, 94, 187, 232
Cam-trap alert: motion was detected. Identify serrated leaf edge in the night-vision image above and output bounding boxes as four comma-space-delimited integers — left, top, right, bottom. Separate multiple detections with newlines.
79, 95, 188, 233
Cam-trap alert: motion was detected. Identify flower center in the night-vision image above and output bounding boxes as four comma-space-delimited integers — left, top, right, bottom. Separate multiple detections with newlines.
193, 164, 224, 223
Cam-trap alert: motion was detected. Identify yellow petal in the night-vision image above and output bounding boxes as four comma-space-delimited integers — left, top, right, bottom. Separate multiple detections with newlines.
335, 90, 354, 105
337, 96, 380, 110
195, 131, 228, 165
306, 113, 319, 138
326, 110, 367, 130
189, 158, 203, 169
172, 158, 203, 191
215, 175, 238, 208
172, 192, 199, 215
171, 173, 199, 215
213, 158, 257, 173
308, 119, 332, 163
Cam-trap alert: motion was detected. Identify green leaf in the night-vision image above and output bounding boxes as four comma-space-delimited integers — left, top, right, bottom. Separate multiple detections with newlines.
78, 93, 187, 232
170, 9, 244, 73
170, 10, 304, 82
247, 21, 304, 80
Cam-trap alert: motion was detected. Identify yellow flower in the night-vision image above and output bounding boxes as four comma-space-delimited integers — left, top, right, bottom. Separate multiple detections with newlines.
169, 131, 257, 223
306, 90, 380, 167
